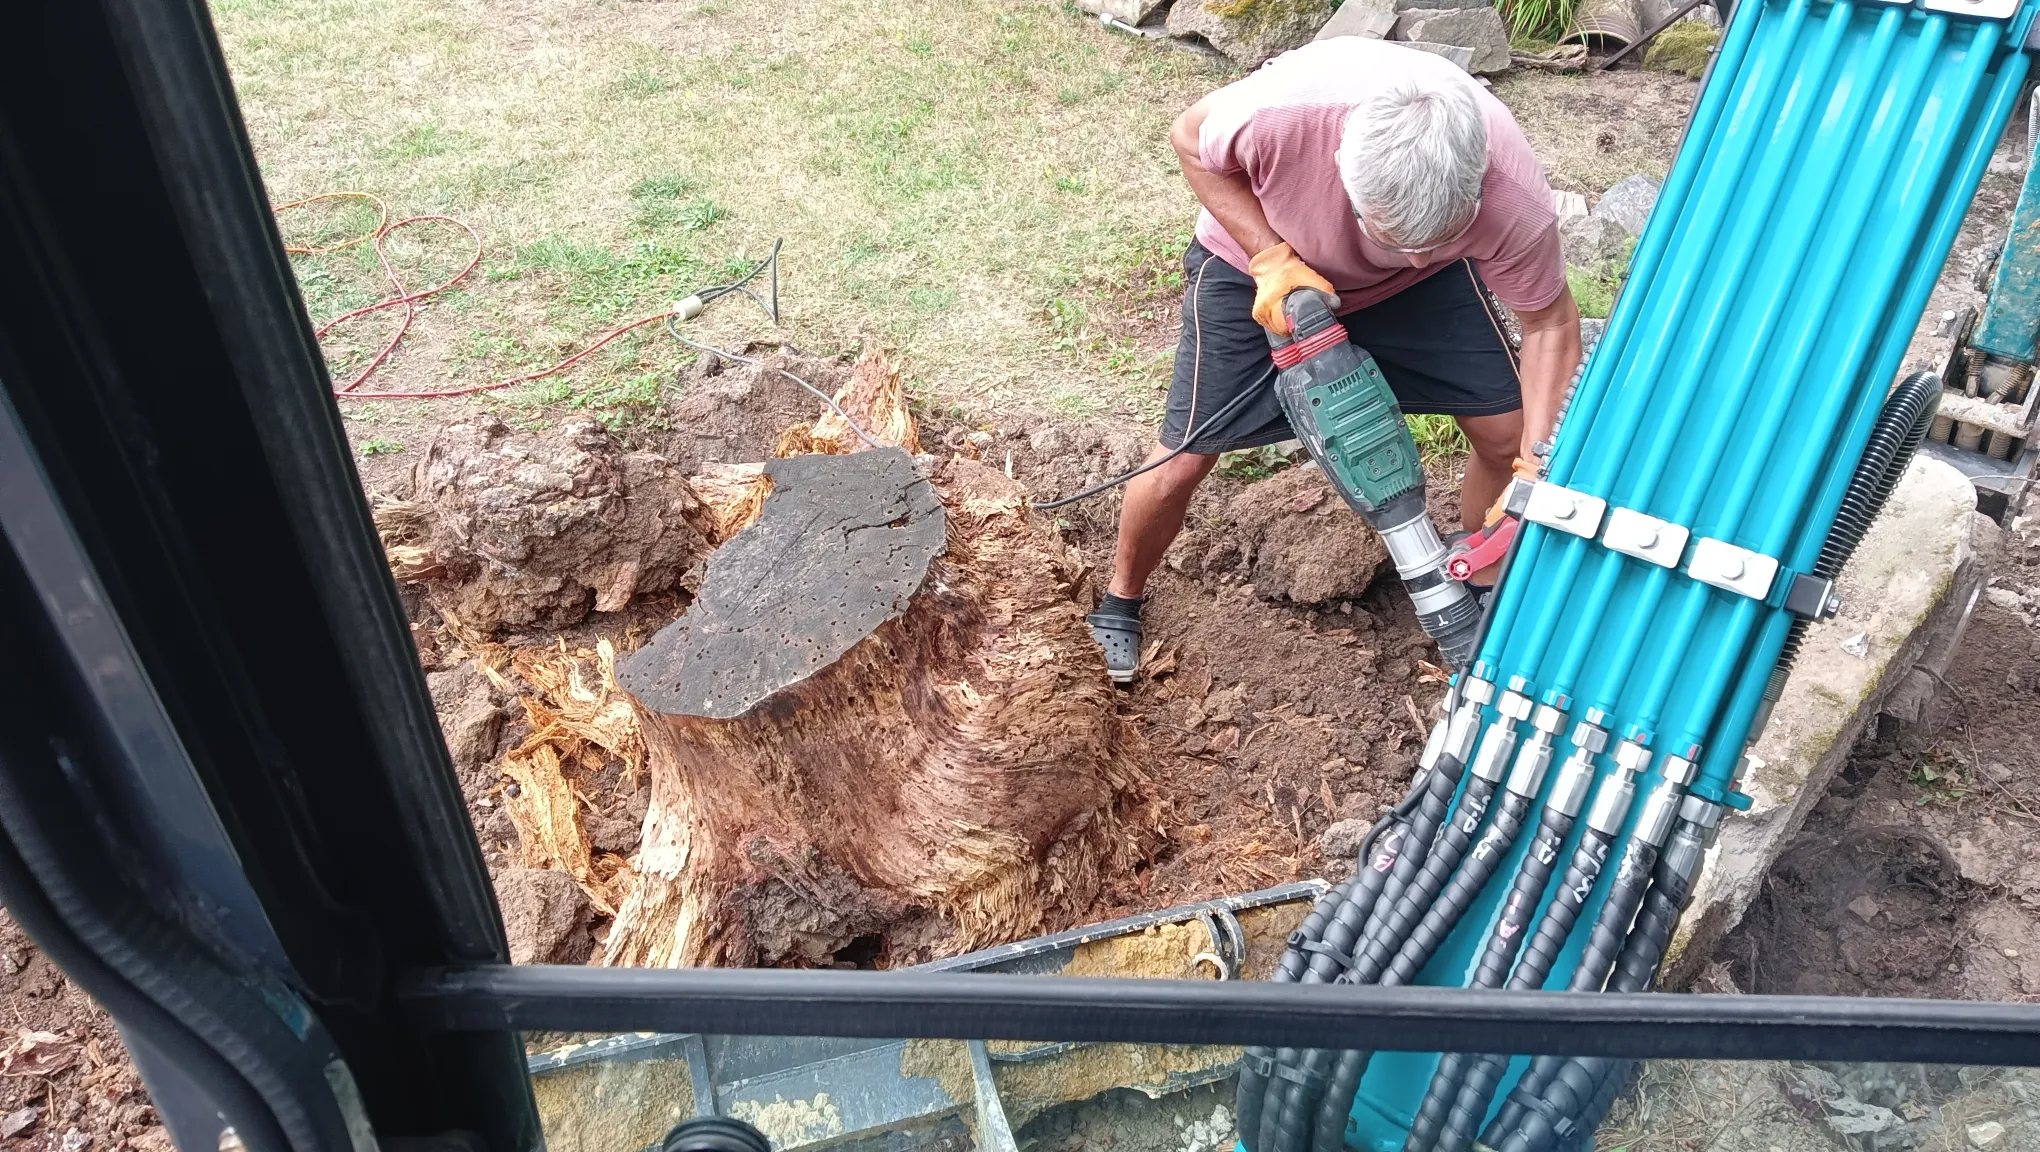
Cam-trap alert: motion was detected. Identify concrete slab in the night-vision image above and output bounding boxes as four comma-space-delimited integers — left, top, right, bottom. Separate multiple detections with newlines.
1665, 457, 2002, 984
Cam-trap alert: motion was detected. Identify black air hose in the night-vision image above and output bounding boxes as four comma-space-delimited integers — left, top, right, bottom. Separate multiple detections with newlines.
1402, 809, 1575, 1150
1763, 371, 1939, 706
1431, 825, 1620, 1152
1481, 836, 1661, 1145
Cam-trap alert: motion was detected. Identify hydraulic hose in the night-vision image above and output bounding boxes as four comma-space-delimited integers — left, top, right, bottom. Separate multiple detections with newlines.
1239, 873, 1361, 1149
1479, 767, 1692, 1147
1425, 740, 1648, 1152
1264, 740, 1473, 1152
1255, 820, 1410, 1152
1758, 370, 1941, 714
1489, 803, 1711, 1152
1402, 733, 1598, 1150
1308, 780, 1543, 1152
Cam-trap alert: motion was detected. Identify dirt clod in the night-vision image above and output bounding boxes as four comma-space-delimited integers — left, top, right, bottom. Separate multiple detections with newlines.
382, 416, 714, 636
495, 866, 597, 965
1218, 466, 1389, 606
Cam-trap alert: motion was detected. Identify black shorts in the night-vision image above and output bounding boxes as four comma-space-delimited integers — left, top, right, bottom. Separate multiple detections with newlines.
1159, 240, 1523, 453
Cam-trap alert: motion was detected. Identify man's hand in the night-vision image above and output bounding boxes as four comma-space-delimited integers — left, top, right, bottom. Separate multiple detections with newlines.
1247, 243, 1340, 336
1513, 285, 1583, 462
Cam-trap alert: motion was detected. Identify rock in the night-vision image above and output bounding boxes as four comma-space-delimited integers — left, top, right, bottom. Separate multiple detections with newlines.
1073, 0, 1169, 25
1552, 189, 1589, 222
1969, 1121, 2007, 1148
1644, 19, 1720, 79
1317, 0, 1396, 39
1826, 1098, 1901, 1137
383, 417, 715, 636
1986, 585, 2025, 612
1592, 174, 1662, 238
1397, 41, 1476, 70
496, 867, 594, 964
1845, 893, 1881, 922
1225, 466, 1391, 605
1321, 818, 1370, 860
1841, 631, 1870, 658
1560, 214, 1632, 279
1167, 0, 1338, 68
1665, 460, 2001, 986
1580, 317, 1607, 356
1392, 7, 1511, 73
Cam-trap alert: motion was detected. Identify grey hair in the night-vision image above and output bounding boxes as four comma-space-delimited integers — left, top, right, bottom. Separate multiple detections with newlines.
1338, 79, 1488, 248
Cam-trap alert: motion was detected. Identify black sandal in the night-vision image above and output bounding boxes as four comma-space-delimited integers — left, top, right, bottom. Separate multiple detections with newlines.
1085, 608, 1142, 685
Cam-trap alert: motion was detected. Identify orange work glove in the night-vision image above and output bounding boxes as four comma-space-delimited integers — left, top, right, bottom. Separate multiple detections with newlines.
1248, 242, 1339, 336
1483, 456, 1542, 525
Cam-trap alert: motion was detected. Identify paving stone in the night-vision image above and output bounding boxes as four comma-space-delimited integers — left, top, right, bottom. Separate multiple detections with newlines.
1392, 6, 1510, 72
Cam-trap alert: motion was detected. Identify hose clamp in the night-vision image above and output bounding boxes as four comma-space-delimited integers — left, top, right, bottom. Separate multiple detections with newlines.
1506, 730, 1556, 799
1548, 751, 1595, 817
1635, 779, 1683, 847
1600, 506, 1688, 569
1470, 720, 1521, 783
1524, 481, 1608, 539
1686, 538, 1780, 601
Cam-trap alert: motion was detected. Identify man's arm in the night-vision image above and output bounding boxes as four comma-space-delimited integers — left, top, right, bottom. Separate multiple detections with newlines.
1172, 97, 1280, 257
1513, 285, 1582, 462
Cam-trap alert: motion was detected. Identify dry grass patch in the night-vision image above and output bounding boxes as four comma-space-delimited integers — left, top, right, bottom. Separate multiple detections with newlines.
214, 0, 1225, 423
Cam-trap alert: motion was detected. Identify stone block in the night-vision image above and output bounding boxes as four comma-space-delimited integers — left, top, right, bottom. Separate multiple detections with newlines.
1591, 172, 1662, 237
1317, 0, 1397, 39
1392, 6, 1511, 72
1395, 40, 1475, 70
1560, 213, 1631, 278
1168, 0, 1338, 68
1074, 0, 1169, 24
1665, 458, 2002, 985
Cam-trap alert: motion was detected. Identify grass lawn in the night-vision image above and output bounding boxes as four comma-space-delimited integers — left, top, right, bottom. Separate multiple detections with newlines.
213, 0, 1230, 435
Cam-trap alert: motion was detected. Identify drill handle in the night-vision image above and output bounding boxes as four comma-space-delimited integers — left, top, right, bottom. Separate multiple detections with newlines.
1266, 288, 1341, 349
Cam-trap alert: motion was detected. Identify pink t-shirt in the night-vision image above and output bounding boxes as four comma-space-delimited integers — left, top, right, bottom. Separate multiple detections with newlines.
1194, 38, 1566, 314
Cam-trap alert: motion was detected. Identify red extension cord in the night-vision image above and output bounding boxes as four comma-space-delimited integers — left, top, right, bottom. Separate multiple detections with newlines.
275, 191, 675, 400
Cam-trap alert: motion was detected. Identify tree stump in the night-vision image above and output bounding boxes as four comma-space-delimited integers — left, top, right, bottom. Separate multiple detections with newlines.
607, 448, 1154, 968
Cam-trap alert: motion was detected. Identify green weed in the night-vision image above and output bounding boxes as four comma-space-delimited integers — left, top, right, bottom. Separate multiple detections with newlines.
678, 198, 731, 231
617, 68, 671, 97
1502, 0, 1583, 40
384, 120, 458, 160
1567, 265, 1618, 320
1406, 413, 1471, 459
358, 437, 405, 457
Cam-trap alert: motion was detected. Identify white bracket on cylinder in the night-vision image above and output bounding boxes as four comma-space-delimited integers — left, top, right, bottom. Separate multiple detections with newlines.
1523, 482, 1607, 539
1600, 506, 1689, 568
1685, 537, 1779, 600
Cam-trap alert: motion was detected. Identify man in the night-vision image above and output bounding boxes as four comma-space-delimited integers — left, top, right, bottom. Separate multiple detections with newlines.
1086, 36, 1581, 682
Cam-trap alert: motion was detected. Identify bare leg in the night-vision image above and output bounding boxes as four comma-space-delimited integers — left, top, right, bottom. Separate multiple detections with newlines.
1455, 411, 1523, 585
1108, 446, 1221, 599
